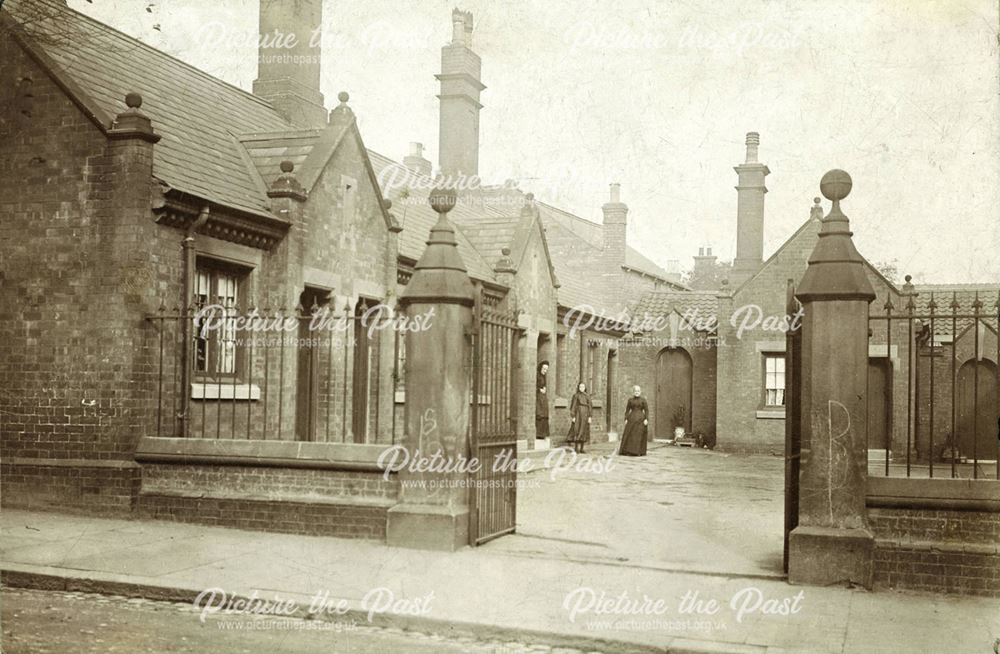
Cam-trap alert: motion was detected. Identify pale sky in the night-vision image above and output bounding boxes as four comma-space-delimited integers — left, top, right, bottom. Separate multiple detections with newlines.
69, 0, 1000, 283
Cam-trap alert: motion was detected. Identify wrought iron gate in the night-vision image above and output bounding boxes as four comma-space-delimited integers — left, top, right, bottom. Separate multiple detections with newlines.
468, 296, 521, 545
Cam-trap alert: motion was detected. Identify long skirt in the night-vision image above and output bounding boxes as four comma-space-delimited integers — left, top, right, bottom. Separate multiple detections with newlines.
535, 416, 549, 439
619, 420, 647, 456
567, 414, 591, 444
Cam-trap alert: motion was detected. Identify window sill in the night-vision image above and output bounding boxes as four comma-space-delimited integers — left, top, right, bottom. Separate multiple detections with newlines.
191, 383, 261, 401
755, 408, 785, 420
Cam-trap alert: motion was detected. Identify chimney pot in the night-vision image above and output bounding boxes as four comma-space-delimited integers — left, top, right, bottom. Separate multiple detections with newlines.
744, 132, 760, 163
609, 183, 621, 204
707, 247, 712, 256
698, 247, 704, 256
408, 142, 424, 157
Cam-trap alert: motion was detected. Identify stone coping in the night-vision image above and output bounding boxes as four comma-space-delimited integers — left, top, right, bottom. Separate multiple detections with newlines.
867, 476, 1000, 512
135, 437, 397, 473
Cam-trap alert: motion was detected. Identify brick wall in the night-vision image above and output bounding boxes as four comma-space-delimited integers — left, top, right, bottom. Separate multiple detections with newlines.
715, 220, 820, 454
870, 506, 1000, 596
617, 325, 717, 442
1, 35, 400, 517
0, 38, 165, 512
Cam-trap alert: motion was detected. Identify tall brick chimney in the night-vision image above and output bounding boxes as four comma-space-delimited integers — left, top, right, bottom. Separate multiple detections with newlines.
436, 9, 484, 179
253, 0, 327, 129
731, 132, 769, 285
601, 183, 628, 305
403, 142, 433, 177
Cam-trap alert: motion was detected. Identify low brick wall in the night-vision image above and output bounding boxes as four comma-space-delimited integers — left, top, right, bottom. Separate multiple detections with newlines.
135, 457, 398, 541
138, 492, 391, 540
868, 477, 1000, 597
0, 459, 140, 517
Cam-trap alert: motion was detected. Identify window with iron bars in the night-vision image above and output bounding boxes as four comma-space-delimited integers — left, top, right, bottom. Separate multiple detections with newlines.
193, 261, 247, 380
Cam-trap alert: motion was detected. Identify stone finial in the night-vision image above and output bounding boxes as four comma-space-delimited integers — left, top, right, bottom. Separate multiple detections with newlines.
796, 169, 875, 302
329, 91, 353, 125
428, 186, 458, 214
820, 169, 852, 207
810, 196, 823, 220
109, 92, 160, 143
495, 246, 516, 274
267, 160, 307, 202
401, 185, 474, 305
901, 274, 916, 296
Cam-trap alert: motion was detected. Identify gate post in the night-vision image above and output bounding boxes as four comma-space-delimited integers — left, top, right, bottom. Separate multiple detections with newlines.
788, 170, 877, 588
386, 187, 476, 551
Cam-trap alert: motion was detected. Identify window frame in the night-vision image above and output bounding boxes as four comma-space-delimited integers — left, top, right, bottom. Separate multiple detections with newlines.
193, 258, 250, 382
761, 353, 786, 408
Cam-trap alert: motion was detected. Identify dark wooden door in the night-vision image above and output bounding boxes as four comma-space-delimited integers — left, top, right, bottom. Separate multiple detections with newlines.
656, 348, 692, 438
296, 288, 329, 441
352, 300, 372, 443
957, 359, 998, 461
867, 358, 892, 451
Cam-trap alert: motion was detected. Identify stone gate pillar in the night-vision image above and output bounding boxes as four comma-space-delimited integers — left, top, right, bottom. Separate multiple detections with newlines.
386, 187, 476, 551
788, 170, 877, 588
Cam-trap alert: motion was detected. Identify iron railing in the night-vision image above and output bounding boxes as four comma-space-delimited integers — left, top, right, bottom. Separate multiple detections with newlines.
867, 290, 1000, 479
146, 300, 401, 443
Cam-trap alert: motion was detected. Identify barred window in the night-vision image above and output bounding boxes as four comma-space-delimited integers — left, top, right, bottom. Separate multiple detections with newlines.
193, 263, 245, 378
763, 354, 785, 407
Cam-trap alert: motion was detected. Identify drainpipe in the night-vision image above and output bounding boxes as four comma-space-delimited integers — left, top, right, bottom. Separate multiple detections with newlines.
178, 206, 210, 437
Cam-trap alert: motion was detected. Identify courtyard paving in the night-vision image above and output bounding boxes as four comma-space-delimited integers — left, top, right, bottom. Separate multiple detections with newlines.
491, 441, 786, 578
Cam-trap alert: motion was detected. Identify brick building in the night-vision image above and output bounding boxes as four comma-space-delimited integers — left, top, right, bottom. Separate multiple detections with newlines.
4, 0, 994, 548
0, 0, 412, 535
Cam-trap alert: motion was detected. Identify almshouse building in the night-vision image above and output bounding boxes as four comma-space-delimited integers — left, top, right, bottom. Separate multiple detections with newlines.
2, 0, 996, 550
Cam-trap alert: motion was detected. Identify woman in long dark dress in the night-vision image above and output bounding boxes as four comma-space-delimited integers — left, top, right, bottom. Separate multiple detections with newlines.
619, 385, 649, 456
535, 361, 550, 440
567, 382, 592, 454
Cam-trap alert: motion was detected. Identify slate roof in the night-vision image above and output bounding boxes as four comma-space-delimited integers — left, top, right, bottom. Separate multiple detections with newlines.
628, 291, 719, 333
535, 202, 681, 284
451, 215, 521, 269
240, 129, 325, 187
366, 151, 497, 283
8, 0, 292, 218
906, 284, 1000, 338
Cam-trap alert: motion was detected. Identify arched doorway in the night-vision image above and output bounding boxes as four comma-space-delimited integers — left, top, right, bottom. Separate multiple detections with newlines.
656, 347, 693, 439
956, 358, 998, 461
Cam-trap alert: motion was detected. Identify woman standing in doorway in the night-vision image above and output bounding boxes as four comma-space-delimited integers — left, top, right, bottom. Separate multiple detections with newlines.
535, 361, 550, 440
567, 382, 592, 454
619, 385, 649, 456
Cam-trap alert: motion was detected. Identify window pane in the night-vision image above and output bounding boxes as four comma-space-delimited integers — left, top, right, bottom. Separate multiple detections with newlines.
217, 273, 238, 375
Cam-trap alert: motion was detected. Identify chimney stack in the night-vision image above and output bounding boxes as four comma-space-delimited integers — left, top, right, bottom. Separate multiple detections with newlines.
253, 0, 326, 129
730, 131, 770, 285
602, 182, 628, 258
403, 142, 433, 177
436, 9, 485, 179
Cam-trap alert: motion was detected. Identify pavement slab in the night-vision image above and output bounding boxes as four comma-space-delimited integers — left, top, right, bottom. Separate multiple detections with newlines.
3, 508, 999, 653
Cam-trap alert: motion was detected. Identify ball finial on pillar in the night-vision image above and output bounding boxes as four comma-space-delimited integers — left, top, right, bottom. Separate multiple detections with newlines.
820, 169, 852, 202
428, 186, 457, 215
